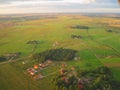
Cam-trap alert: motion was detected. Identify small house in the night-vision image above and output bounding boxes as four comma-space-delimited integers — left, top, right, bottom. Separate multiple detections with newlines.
34, 65, 39, 69
46, 59, 52, 64
39, 63, 45, 68
27, 68, 37, 75
60, 68, 68, 75
33, 74, 44, 80
62, 63, 67, 67
30, 71, 35, 75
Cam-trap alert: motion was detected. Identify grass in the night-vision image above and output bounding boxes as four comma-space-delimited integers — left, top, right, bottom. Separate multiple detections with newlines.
0, 14, 120, 90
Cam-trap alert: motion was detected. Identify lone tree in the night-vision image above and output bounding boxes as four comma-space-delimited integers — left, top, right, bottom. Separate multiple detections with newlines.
26, 40, 39, 55
26, 40, 39, 45
71, 25, 89, 30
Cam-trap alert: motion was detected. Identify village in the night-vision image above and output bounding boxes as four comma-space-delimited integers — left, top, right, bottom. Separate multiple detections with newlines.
25, 59, 70, 80
25, 59, 54, 80
24, 58, 92, 90
25, 59, 74, 80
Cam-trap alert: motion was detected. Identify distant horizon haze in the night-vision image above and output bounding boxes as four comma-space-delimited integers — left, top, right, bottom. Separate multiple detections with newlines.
0, 0, 120, 14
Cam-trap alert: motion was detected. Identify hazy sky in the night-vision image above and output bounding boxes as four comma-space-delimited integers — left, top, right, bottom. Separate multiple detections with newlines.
0, 0, 120, 14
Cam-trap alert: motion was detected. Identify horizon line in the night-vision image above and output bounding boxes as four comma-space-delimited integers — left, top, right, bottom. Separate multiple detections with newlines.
0, 12, 120, 15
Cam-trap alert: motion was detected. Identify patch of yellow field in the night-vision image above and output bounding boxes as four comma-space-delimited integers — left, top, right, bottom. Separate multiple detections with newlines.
99, 17, 120, 27
105, 63, 120, 67
19, 15, 94, 26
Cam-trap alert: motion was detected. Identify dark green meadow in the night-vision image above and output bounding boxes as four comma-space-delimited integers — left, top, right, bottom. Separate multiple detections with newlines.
0, 14, 120, 90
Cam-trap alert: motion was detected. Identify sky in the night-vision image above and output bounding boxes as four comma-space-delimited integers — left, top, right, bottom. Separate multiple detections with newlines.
0, 0, 120, 14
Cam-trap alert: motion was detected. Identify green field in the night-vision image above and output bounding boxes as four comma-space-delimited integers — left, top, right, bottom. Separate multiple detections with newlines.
0, 14, 120, 90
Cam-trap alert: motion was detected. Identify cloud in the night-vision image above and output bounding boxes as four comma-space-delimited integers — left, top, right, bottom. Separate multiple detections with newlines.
0, 0, 97, 5
0, 0, 119, 14
63, 0, 96, 4
0, 0, 62, 4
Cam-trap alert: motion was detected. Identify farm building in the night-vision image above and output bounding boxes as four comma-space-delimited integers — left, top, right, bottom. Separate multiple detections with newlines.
34, 65, 39, 69
33, 74, 44, 80
46, 59, 52, 64
60, 68, 68, 75
39, 63, 46, 68
27, 68, 37, 75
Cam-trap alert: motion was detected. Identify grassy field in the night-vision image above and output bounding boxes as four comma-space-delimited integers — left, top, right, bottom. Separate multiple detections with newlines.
0, 14, 120, 90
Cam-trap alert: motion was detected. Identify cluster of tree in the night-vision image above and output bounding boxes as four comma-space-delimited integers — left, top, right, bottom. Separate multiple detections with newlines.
26, 40, 39, 45
3, 52, 21, 60
71, 25, 89, 30
106, 29, 120, 33
32, 48, 77, 62
53, 74, 78, 90
0, 56, 7, 62
71, 35, 83, 39
106, 30, 113, 32
52, 66, 120, 90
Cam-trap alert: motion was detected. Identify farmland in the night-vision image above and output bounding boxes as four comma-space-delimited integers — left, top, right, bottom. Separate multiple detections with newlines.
0, 14, 120, 90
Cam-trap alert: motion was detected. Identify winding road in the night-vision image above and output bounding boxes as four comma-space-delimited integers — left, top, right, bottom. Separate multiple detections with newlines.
0, 57, 28, 65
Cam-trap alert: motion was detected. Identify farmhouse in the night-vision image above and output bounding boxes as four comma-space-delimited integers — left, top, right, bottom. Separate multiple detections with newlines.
61, 63, 67, 68
27, 68, 37, 75
60, 68, 68, 75
78, 82, 84, 90
34, 65, 39, 69
39, 60, 52, 68
39, 63, 46, 68
33, 74, 44, 80
30, 71, 35, 75
46, 59, 52, 64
